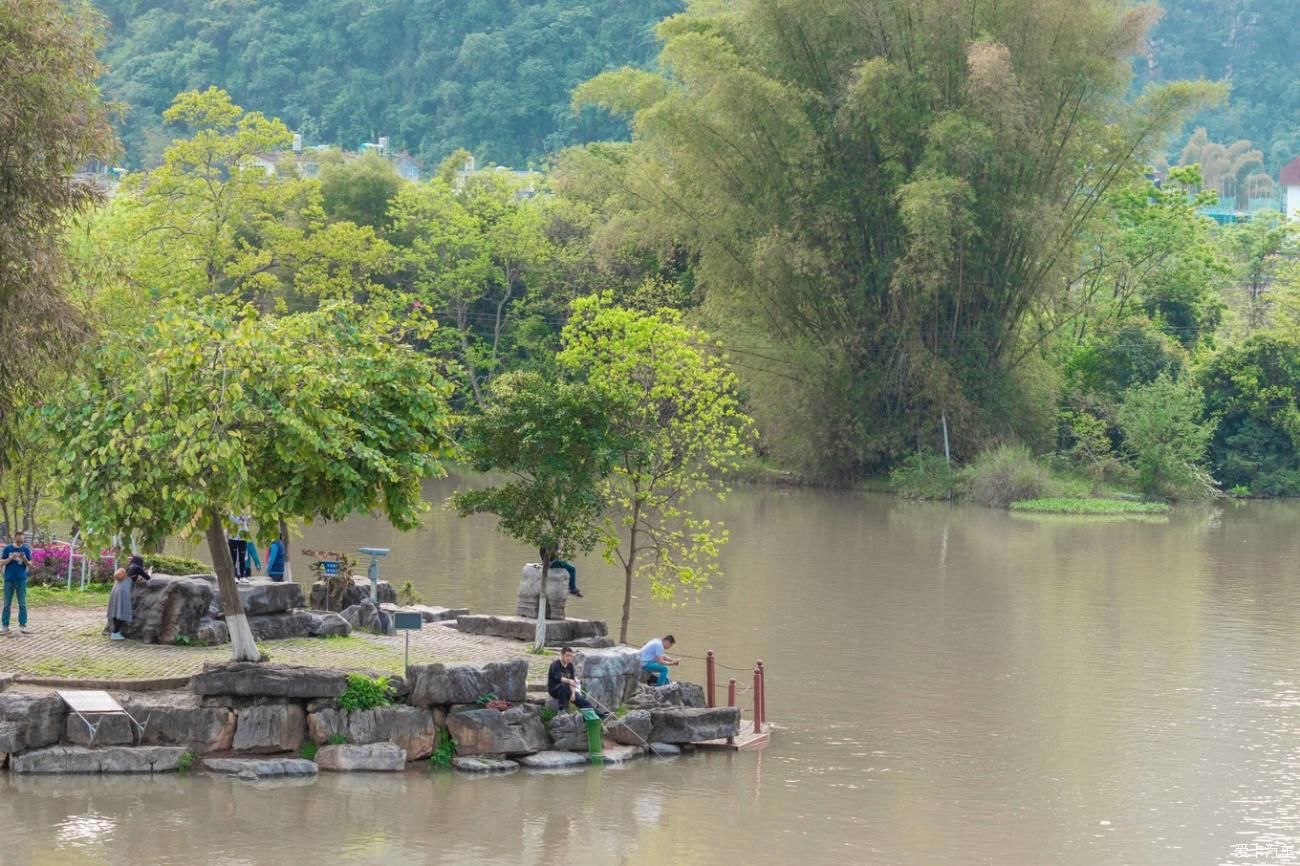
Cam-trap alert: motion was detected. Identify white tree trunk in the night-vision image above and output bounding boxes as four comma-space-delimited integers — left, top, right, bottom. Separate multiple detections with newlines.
534, 591, 547, 652
206, 508, 261, 662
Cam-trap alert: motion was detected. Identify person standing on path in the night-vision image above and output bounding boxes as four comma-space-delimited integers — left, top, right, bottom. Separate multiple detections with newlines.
107, 567, 135, 640
228, 514, 251, 581
1, 531, 33, 635
639, 634, 679, 685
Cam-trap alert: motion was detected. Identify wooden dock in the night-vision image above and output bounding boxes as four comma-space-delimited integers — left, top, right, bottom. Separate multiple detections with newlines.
695, 723, 772, 752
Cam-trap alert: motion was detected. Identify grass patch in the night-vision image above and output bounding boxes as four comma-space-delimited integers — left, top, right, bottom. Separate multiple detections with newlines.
27, 584, 112, 609
176, 751, 195, 773
1010, 498, 1170, 515
337, 673, 394, 711
299, 741, 319, 761
428, 727, 455, 771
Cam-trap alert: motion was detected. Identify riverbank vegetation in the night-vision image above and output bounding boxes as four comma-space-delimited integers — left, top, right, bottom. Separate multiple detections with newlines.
13, 0, 1300, 658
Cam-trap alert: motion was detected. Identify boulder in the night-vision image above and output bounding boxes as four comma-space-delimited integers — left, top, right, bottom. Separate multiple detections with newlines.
340, 600, 394, 636
626, 681, 708, 711
604, 710, 652, 747
516, 563, 570, 620
454, 615, 607, 643
12, 745, 187, 774
0, 688, 64, 753
194, 619, 229, 645
648, 707, 741, 744
520, 750, 588, 769
203, 757, 318, 777
64, 691, 235, 752
574, 647, 641, 711
597, 743, 643, 764
446, 705, 547, 756
407, 659, 527, 705
212, 580, 305, 617
308, 612, 350, 637
307, 706, 438, 760
191, 662, 347, 699
548, 636, 614, 649
452, 756, 518, 773
545, 712, 589, 752
647, 742, 681, 757
316, 742, 406, 771
231, 705, 306, 753
309, 578, 396, 611
247, 611, 317, 641
126, 575, 214, 644
409, 605, 469, 623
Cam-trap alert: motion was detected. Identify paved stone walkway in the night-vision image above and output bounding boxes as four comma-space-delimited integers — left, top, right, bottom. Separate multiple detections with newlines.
0, 605, 553, 682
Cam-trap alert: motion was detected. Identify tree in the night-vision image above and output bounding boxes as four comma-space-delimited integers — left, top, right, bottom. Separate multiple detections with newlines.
1116, 373, 1215, 500
0, 0, 115, 433
49, 300, 454, 660
320, 152, 404, 228
571, 0, 1218, 481
558, 296, 753, 642
452, 371, 628, 649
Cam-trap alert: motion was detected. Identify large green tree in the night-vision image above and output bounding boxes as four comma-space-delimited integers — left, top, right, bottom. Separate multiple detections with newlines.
452, 371, 628, 649
50, 300, 454, 660
558, 295, 753, 642
570, 0, 1217, 481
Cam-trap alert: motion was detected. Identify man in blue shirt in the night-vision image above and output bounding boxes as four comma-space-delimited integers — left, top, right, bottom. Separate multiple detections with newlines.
1, 531, 33, 634
639, 634, 679, 685
266, 537, 286, 582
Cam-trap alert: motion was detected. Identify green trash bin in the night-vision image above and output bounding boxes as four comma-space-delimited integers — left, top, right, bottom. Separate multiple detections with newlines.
581, 707, 603, 763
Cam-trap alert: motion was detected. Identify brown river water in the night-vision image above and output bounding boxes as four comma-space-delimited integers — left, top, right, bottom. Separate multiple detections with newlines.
5, 477, 1300, 865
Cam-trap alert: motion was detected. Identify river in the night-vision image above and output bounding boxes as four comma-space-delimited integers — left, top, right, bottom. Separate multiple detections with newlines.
6, 478, 1300, 865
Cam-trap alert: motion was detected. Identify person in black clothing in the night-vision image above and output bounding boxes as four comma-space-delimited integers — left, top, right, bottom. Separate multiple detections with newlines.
547, 647, 594, 713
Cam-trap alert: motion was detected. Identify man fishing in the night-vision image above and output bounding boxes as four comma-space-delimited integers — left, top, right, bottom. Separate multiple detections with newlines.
548, 646, 595, 713
639, 634, 679, 685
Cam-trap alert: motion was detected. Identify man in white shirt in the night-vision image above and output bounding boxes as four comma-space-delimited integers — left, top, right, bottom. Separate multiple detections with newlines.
639, 634, 679, 685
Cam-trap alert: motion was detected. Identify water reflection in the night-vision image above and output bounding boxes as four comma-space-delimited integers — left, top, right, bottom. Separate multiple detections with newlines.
11, 483, 1300, 864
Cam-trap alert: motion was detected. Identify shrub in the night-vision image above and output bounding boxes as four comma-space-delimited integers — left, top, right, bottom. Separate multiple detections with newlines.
176, 751, 195, 773
327, 734, 348, 745
299, 741, 319, 760
396, 580, 424, 606
148, 554, 209, 575
889, 453, 958, 500
337, 674, 393, 712
428, 727, 455, 770
1116, 373, 1216, 499
958, 444, 1053, 507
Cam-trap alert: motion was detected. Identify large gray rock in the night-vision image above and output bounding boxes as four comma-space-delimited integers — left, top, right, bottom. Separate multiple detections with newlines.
575, 647, 641, 711
308, 612, 350, 637
12, 745, 187, 774
307, 706, 438, 760
407, 659, 527, 705
212, 580, 305, 616
247, 611, 318, 641
126, 575, 214, 644
626, 681, 708, 711
191, 662, 347, 699
203, 757, 318, 777
340, 599, 394, 636
309, 577, 396, 611
231, 704, 306, 753
452, 755, 518, 773
549, 636, 615, 649
520, 750, 587, 769
194, 618, 229, 645
64, 691, 235, 752
447, 705, 548, 756
516, 563, 570, 619
648, 707, 741, 744
545, 712, 589, 752
597, 743, 643, 764
605, 710, 652, 747
454, 615, 606, 643
407, 605, 469, 623
316, 742, 406, 771
0, 688, 64, 753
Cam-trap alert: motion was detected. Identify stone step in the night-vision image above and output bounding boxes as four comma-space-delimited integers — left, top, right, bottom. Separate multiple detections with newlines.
454, 615, 607, 643
12, 745, 188, 774
203, 757, 318, 777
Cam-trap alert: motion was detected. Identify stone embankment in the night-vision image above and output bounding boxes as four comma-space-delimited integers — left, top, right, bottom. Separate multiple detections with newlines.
0, 651, 741, 778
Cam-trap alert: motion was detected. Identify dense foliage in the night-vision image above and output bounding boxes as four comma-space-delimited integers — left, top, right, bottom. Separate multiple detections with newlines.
95, 0, 682, 167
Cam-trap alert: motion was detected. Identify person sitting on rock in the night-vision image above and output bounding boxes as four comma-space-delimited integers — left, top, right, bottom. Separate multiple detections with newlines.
639, 634, 680, 685
540, 546, 581, 597
107, 567, 134, 641
548, 647, 595, 713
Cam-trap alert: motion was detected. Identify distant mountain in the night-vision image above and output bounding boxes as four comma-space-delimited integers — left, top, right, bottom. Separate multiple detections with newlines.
1143, 0, 1300, 168
95, 0, 683, 168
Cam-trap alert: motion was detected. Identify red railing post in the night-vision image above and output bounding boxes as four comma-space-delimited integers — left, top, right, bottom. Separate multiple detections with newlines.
752, 667, 762, 734
756, 660, 765, 728
727, 678, 737, 745
706, 650, 716, 708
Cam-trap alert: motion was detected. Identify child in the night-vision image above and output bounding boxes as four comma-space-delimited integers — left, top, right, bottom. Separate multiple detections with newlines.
107, 567, 133, 640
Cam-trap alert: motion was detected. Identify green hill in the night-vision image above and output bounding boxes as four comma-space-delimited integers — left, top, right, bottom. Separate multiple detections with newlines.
96, 0, 682, 168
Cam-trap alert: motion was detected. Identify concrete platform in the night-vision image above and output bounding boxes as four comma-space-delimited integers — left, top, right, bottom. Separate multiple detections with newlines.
694, 723, 772, 752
